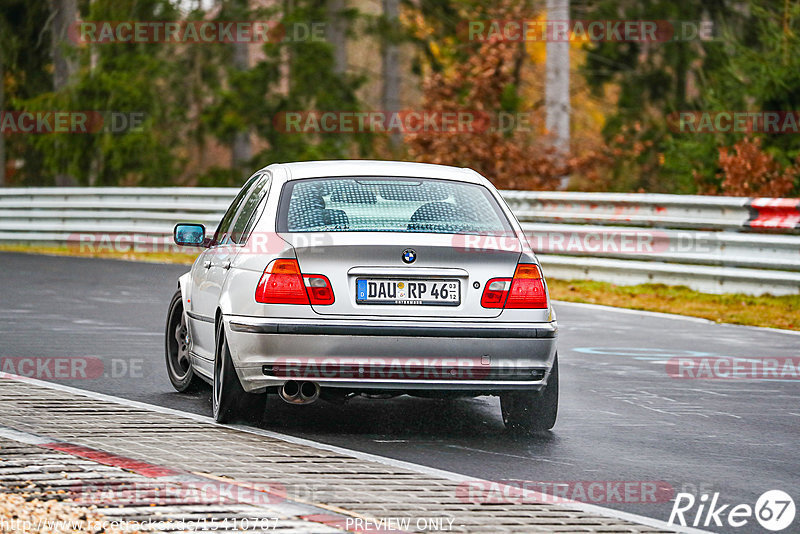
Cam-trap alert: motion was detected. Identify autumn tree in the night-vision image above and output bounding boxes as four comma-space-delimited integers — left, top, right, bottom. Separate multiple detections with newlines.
403, 0, 609, 190
713, 137, 797, 197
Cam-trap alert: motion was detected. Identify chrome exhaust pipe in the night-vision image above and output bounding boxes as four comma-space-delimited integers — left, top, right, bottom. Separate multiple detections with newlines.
280, 380, 300, 402
299, 381, 320, 403
279, 380, 319, 405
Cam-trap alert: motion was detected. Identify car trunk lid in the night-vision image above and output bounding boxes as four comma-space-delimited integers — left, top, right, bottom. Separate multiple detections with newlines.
283, 232, 522, 318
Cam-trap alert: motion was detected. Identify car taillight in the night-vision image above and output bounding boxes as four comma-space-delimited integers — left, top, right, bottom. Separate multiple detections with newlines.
481, 278, 511, 308
481, 264, 548, 309
304, 275, 335, 305
506, 264, 548, 308
255, 259, 334, 305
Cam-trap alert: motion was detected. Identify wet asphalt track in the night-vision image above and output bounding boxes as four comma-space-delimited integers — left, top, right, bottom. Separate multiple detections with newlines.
1, 251, 798, 533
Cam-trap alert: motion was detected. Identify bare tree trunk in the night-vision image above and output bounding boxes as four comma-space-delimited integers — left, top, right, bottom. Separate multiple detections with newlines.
50, 0, 78, 185
282, 0, 293, 94
0, 57, 5, 186
325, 0, 347, 155
326, 0, 347, 74
49, 0, 77, 90
231, 0, 251, 169
231, 41, 251, 168
382, 0, 401, 149
546, 0, 570, 189
231, 133, 251, 170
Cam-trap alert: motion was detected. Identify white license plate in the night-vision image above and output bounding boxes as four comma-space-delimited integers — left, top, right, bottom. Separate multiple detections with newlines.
356, 279, 460, 306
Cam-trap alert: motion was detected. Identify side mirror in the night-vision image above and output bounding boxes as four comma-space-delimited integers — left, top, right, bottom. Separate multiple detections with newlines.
174, 223, 206, 247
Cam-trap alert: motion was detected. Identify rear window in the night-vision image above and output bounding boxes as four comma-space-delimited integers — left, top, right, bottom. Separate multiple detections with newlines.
277, 177, 513, 235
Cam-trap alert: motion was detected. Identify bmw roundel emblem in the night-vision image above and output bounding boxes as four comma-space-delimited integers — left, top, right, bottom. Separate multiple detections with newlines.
402, 249, 417, 264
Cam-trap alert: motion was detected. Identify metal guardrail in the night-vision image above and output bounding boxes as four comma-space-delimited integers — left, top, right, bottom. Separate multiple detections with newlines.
505, 191, 800, 295
502, 191, 800, 231
1, 187, 799, 296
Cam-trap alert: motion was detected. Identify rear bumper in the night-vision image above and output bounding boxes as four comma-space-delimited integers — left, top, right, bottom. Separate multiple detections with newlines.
223, 315, 557, 394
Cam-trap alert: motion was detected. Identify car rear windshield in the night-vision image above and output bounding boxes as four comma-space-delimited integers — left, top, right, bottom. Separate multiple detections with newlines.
277, 177, 513, 234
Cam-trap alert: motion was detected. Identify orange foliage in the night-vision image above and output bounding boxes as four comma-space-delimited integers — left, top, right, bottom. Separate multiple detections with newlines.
403, 2, 610, 190
715, 137, 797, 197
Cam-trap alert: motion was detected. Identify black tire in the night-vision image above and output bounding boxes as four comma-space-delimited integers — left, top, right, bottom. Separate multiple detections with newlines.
165, 290, 202, 392
501, 354, 559, 433
212, 319, 266, 424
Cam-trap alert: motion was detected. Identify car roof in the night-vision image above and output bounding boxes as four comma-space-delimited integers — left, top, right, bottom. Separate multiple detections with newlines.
264, 160, 486, 184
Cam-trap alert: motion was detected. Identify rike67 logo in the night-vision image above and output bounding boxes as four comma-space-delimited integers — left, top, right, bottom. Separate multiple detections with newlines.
669, 490, 795, 531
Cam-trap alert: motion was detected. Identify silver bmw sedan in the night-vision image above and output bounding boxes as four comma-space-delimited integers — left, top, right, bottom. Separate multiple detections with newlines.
166, 160, 558, 432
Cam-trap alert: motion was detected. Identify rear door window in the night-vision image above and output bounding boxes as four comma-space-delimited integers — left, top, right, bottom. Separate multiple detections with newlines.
230, 174, 272, 244
213, 173, 261, 245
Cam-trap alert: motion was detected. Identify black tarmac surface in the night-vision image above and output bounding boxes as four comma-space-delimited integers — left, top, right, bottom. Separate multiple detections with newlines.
1, 251, 797, 533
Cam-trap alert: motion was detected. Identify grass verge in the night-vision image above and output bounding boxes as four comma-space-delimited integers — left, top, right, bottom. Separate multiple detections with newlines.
547, 278, 800, 331
0, 244, 196, 265
2, 245, 798, 331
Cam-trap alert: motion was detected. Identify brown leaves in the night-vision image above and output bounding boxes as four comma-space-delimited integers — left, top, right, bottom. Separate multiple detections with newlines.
716, 137, 797, 196
402, 2, 563, 190
401, 0, 614, 191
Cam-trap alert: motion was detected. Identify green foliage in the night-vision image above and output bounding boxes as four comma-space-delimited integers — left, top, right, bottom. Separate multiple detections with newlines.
4, 0, 800, 194
200, 0, 370, 170
667, 1, 800, 195
660, 135, 719, 193
196, 166, 243, 187
20, 0, 184, 185
0, 1, 52, 99
6, 0, 371, 186
714, 2, 800, 171
581, 0, 800, 194
1, 0, 53, 184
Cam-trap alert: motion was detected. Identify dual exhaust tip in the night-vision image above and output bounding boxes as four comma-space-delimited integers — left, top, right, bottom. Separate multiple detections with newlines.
279, 380, 320, 405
